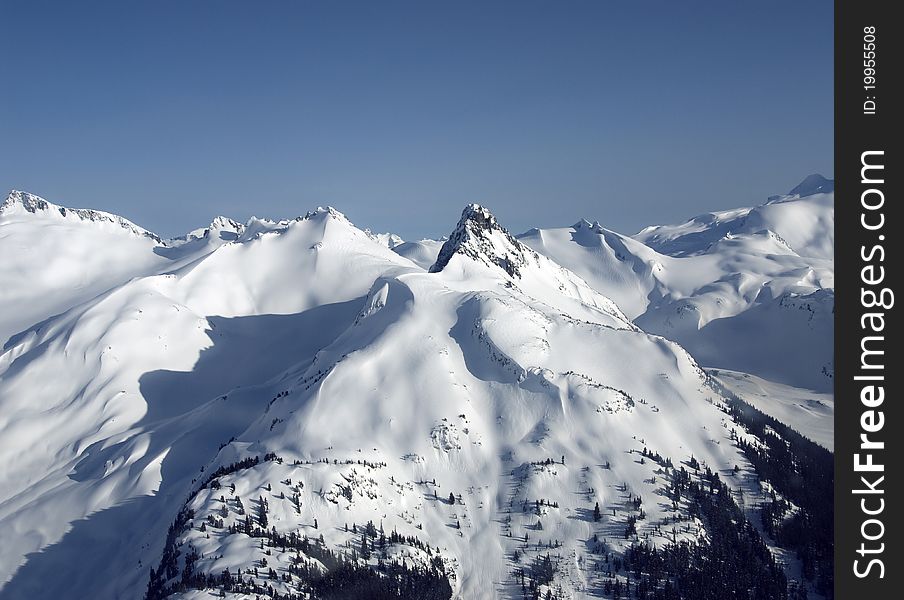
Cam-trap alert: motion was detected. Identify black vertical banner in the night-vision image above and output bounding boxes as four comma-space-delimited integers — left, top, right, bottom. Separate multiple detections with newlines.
835, 0, 901, 597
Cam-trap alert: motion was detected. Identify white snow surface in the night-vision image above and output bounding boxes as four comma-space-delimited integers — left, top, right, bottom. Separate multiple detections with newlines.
517, 177, 834, 392
0, 186, 832, 599
393, 238, 446, 270
366, 230, 405, 249
708, 368, 833, 451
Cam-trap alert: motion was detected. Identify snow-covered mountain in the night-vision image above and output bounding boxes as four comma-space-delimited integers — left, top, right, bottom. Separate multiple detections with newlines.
394, 238, 446, 270
0, 187, 833, 599
516, 177, 834, 393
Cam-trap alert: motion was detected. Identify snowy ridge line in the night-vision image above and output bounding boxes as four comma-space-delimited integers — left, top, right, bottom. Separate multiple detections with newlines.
0, 178, 834, 599
1, 189, 362, 249
2, 189, 163, 242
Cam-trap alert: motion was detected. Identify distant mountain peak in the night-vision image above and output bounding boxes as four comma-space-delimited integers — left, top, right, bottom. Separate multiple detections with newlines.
304, 206, 349, 223
429, 204, 534, 276
2, 190, 162, 242
2, 190, 52, 214
572, 218, 603, 233
788, 174, 834, 197
209, 215, 244, 231
200, 216, 246, 241
365, 229, 405, 249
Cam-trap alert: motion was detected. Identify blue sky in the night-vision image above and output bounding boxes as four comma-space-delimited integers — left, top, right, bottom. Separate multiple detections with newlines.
1, 1, 832, 240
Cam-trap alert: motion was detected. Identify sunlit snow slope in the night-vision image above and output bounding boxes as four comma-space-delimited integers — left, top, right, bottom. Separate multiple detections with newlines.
0, 187, 833, 600
516, 176, 834, 393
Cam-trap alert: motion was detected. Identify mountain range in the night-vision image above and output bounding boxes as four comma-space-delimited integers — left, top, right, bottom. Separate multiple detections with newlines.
0, 177, 834, 599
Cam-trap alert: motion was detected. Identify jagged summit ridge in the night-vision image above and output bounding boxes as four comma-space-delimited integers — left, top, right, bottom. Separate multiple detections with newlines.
1, 191, 360, 248
303, 205, 349, 222
2, 190, 162, 242
429, 203, 536, 276
209, 215, 244, 231
170, 215, 247, 245
2, 190, 51, 213
572, 218, 604, 233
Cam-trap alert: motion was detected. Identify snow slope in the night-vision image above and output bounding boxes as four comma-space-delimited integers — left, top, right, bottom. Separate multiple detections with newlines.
393, 238, 446, 270
0, 202, 416, 597
0, 191, 164, 345
707, 368, 833, 451
139, 206, 757, 599
0, 192, 831, 599
0, 191, 277, 348
517, 177, 835, 392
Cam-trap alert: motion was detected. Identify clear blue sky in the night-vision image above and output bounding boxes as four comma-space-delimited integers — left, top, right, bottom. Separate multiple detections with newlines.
1, 1, 832, 240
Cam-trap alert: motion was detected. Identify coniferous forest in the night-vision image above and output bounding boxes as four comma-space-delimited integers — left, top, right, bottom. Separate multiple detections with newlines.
618, 466, 788, 600
145, 455, 453, 600
719, 383, 834, 598
143, 381, 833, 600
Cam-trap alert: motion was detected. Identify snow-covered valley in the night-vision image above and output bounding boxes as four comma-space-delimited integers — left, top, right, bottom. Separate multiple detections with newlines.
0, 180, 833, 600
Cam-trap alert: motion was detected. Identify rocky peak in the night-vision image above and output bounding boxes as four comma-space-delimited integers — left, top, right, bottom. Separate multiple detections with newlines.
2, 190, 162, 242
429, 204, 536, 276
